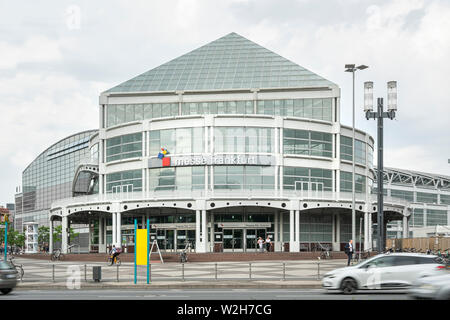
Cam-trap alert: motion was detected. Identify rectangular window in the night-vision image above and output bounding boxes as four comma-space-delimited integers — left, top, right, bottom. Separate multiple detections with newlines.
106, 169, 142, 193
283, 129, 332, 158
105, 133, 142, 162
416, 192, 438, 204
340, 136, 353, 161
283, 167, 332, 191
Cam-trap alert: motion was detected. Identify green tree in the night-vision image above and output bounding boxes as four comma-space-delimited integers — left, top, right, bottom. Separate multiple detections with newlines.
52, 225, 80, 244
38, 226, 50, 245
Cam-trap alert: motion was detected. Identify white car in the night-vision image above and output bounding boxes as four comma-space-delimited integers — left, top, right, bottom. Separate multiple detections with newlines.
409, 273, 450, 300
322, 253, 447, 294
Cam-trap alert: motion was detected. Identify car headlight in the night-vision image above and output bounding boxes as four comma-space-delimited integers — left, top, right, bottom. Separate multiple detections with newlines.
419, 284, 437, 290
323, 274, 336, 279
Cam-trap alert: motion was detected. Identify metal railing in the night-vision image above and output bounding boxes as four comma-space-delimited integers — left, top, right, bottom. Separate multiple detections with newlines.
16, 259, 348, 284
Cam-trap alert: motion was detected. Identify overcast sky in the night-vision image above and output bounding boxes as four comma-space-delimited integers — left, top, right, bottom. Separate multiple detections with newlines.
1, 0, 449, 206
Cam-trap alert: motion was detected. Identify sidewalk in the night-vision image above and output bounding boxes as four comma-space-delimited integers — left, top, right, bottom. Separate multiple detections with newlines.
16, 279, 323, 290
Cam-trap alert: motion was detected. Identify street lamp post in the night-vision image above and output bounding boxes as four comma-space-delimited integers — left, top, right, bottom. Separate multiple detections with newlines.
364, 80, 397, 252
345, 64, 368, 249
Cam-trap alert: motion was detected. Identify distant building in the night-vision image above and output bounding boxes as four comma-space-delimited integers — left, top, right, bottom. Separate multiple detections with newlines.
14, 130, 98, 250
375, 168, 450, 239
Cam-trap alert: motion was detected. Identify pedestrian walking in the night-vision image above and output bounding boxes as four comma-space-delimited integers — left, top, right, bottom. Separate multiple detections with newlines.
265, 235, 271, 252
257, 237, 264, 253
344, 239, 354, 266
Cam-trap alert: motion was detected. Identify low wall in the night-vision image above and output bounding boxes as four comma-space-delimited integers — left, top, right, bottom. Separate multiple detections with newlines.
386, 237, 450, 251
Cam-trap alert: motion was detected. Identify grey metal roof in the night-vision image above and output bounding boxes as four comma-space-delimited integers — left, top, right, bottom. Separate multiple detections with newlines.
105, 32, 336, 94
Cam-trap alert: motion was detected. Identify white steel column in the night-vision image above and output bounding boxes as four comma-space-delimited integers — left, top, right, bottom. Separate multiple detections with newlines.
112, 212, 116, 247
274, 211, 279, 251
402, 211, 408, 238
280, 211, 284, 251
116, 212, 122, 248
99, 216, 104, 252
368, 213, 373, 251
210, 211, 214, 252
195, 210, 201, 251
200, 209, 207, 253
364, 211, 369, 251
61, 215, 68, 254
49, 218, 54, 254
295, 210, 300, 252
289, 210, 294, 252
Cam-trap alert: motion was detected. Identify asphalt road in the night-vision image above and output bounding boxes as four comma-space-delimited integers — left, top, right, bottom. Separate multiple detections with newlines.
1, 288, 412, 300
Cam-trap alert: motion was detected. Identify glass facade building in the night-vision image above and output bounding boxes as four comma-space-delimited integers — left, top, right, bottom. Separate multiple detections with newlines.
14, 130, 98, 249
46, 33, 422, 255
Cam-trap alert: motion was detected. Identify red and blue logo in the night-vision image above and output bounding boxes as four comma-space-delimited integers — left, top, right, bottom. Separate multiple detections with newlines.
158, 148, 171, 167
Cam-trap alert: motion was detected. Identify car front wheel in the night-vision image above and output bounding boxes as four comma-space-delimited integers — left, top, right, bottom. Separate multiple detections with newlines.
0, 288, 12, 295
341, 278, 357, 295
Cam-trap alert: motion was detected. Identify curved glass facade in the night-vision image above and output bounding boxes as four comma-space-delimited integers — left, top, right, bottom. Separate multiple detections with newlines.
106, 133, 142, 162
284, 129, 332, 158
15, 130, 97, 231
214, 127, 274, 153
150, 128, 204, 155
105, 98, 333, 128
106, 169, 142, 192
214, 166, 274, 190
283, 167, 332, 191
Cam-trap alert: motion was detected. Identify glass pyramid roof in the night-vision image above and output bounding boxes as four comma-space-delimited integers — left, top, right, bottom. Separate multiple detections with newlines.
105, 32, 336, 93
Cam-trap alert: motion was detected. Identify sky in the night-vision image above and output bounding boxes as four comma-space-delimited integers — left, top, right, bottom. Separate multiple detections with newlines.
0, 0, 449, 206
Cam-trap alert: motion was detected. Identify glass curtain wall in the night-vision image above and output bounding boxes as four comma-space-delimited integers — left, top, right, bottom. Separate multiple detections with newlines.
283, 167, 332, 191
283, 129, 332, 157
149, 167, 205, 191
214, 127, 274, 153
214, 166, 274, 190
106, 98, 333, 128
340, 171, 366, 193
149, 128, 204, 155
257, 98, 332, 121
106, 133, 142, 162
105, 170, 142, 193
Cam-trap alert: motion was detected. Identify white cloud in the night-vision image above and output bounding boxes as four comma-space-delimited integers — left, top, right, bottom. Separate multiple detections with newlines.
0, 36, 62, 69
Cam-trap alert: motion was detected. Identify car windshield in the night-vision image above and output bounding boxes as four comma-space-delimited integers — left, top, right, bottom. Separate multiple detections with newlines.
0, 261, 13, 270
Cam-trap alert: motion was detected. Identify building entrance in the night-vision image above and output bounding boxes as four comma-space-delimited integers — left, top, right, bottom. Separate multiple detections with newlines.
245, 229, 267, 251
156, 229, 175, 251
223, 229, 243, 252
176, 230, 195, 250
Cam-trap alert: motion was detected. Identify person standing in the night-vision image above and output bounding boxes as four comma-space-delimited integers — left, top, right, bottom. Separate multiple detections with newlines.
344, 240, 354, 266
265, 235, 271, 252
257, 237, 264, 253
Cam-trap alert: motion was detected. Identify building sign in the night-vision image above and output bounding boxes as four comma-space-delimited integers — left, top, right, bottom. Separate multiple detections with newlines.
217, 222, 272, 229
149, 155, 275, 168
150, 223, 196, 230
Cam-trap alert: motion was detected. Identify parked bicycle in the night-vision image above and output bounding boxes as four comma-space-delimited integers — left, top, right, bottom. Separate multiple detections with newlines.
179, 242, 192, 263
51, 249, 65, 261
8, 256, 24, 280
317, 242, 331, 260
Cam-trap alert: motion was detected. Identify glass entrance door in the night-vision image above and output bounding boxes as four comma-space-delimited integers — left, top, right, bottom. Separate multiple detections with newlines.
223, 229, 243, 251
246, 229, 257, 251
176, 230, 196, 250
246, 229, 267, 251
156, 229, 175, 251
